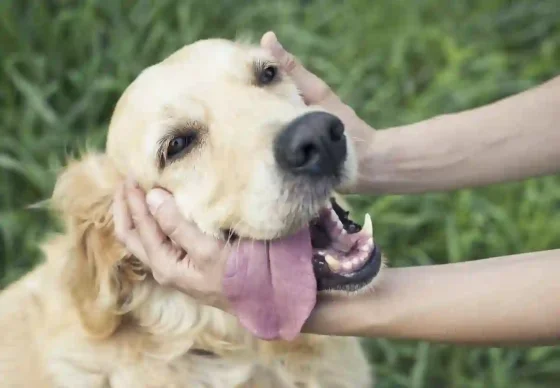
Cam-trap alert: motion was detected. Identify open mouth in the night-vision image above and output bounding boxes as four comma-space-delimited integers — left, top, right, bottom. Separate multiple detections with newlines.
220, 197, 382, 341
309, 197, 382, 292
223, 197, 382, 293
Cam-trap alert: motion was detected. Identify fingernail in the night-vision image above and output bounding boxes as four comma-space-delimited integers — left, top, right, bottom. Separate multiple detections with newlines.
146, 189, 168, 214
264, 31, 284, 53
270, 32, 283, 51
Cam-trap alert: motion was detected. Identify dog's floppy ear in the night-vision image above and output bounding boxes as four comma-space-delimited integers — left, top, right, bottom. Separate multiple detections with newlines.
51, 152, 145, 338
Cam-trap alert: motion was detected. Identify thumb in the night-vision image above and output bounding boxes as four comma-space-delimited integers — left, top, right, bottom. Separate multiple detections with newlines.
146, 188, 220, 257
260, 31, 333, 105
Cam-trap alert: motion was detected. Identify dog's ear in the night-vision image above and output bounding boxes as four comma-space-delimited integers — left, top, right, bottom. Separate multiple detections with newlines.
51, 153, 145, 338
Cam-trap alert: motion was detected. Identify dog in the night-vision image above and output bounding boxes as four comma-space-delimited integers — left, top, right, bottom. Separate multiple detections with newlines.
0, 38, 384, 387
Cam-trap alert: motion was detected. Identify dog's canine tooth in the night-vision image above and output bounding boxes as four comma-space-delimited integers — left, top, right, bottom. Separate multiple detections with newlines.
362, 213, 373, 237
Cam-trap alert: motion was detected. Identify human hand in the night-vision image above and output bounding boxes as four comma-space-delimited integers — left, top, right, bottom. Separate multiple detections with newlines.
114, 180, 316, 341
113, 180, 232, 312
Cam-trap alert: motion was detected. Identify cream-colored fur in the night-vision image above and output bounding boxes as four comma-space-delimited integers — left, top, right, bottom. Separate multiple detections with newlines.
0, 39, 374, 387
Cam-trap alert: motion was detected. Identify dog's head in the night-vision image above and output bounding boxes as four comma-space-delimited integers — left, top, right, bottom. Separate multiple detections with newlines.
51, 39, 382, 340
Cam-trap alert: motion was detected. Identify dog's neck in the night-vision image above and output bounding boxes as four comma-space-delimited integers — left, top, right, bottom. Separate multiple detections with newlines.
127, 280, 253, 359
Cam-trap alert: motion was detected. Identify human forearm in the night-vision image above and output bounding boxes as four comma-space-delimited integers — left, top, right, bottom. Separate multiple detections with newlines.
304, 249, 560, 346
354, 75, 560, 194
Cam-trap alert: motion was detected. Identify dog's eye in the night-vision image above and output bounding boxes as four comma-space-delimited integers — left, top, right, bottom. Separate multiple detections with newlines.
166, 133, 197, 159
259, 65, 277, 85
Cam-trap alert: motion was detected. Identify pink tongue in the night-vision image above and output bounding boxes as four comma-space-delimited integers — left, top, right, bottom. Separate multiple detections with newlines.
222, 228, 317, 341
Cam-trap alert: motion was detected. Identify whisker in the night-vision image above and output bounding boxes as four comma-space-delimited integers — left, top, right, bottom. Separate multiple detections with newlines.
347, 134, 366, 143
225, 220, 243, 246
235, 237, 242, 261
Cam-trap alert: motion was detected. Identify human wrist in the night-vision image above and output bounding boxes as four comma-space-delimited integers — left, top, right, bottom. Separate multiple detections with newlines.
350, 114, 461, 195
303, 270, 397, 337
302, 295, 366, 336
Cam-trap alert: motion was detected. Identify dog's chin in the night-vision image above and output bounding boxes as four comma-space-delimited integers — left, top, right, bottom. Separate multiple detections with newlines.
221, 197, 381, 294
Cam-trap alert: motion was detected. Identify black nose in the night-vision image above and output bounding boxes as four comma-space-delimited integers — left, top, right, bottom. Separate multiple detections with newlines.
274, 112, 347, 177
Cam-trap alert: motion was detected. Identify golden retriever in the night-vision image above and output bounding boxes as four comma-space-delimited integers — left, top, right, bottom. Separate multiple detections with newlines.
0, 38, 384, 387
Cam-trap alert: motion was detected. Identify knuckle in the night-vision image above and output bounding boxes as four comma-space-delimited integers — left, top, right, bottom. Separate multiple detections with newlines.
153, 231, 168, 247
283, 53, 298, 73
130, 206, 150, 225
168, 245, 187, 263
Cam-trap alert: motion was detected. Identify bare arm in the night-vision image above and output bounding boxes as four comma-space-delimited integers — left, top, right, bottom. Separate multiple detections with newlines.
304, 249, 560, 346
262, 32, 560, 195
356, 75, 560, 194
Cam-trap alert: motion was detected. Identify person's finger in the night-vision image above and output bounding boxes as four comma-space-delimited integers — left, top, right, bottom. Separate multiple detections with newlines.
112, 182, 148, 262
124, 180, 182, 263
260, 31, 333, 105
145, 188, 223, 260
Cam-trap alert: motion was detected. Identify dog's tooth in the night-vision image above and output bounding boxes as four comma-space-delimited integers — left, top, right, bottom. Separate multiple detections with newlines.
362, 213, 373, 237
342, 261, 353, 272
360, 251, 370, 262
325, 255, 341, 272
360, 238, 373, 252
351, 257, 362, 269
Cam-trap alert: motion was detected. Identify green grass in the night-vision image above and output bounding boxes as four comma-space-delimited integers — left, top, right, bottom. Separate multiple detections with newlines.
1, 0, 560, 386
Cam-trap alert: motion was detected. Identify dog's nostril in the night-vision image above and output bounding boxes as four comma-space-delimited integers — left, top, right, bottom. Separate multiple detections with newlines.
329, 120, 344, 142
299, 143, 318, 167
289, 142, 318, 169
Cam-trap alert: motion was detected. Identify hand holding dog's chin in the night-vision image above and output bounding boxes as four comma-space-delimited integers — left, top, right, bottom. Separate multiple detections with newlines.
113, 180, 233, 314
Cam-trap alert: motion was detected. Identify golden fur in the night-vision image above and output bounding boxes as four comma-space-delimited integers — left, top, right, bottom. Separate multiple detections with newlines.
0, 39, 374, 387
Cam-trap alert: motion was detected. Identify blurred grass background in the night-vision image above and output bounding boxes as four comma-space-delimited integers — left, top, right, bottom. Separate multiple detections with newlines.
1, 0, 560, 386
